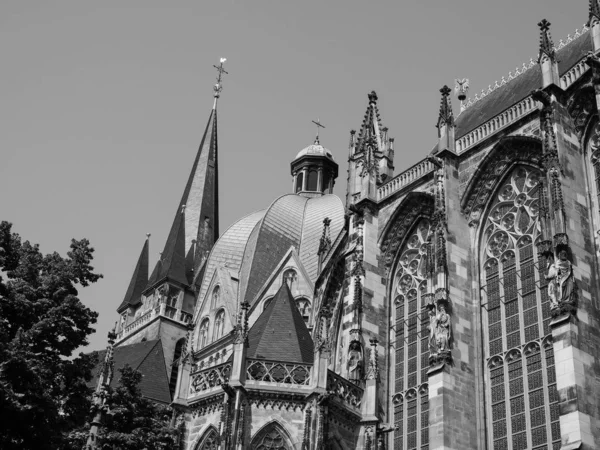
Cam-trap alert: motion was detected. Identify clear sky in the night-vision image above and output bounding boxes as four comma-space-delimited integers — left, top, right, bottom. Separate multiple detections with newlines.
0, 0, 588, 351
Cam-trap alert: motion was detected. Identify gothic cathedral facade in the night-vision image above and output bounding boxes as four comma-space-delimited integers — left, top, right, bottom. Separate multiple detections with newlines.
107, 4, 600, 449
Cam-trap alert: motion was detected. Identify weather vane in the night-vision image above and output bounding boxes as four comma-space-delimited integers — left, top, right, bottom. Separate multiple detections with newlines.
213, 58, 228, 103
311, 118, 325, 144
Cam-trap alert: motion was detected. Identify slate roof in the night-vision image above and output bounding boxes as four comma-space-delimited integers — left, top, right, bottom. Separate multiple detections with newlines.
117, 237, 149, 313
247, 283, 314, 363
238, 194, 345, 306
455, 30, 591, 139
88, 339, 171, 404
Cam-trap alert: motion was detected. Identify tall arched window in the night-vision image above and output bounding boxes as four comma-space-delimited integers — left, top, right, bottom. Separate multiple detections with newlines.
211, 286, 220, 310
295, 172, 304, 193
295, 298, 311, 325
199, 319, 210, 348
282, 269, 297, 289
307, 170, 318, 191
169, 338, 186, 397
480, 166, 559, 449
250, 422, 293, 450
213, 309, 225, 341
392, 219, 431, 450
195, 426, 219, 450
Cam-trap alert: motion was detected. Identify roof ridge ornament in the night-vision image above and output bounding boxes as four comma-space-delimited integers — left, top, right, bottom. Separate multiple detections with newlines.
538, 19, 556, 63
311, 118, 325, 145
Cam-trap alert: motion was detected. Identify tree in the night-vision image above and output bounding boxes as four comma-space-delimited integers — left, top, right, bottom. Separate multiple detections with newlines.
65, 365, 180, 450
0, 221, 102, 450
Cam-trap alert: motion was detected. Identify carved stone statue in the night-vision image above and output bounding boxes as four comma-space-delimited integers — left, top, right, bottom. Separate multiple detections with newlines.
427, 306, 437, 356
347, 340, 363, 383
434, 305, 451, 353
545, 250, 575, 312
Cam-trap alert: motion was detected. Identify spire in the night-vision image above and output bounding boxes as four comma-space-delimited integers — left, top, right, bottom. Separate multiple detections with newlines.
538, 19, 556, 63
590, 0, 600, 26
436, 85, 454, 132
117, 235, 150, 313
85, 327, 117, 450
147, 59, 223, 290
355, 91, 383, 155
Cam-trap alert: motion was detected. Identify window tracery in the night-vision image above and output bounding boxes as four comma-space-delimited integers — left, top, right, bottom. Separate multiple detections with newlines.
480, 166, 559, 449
295, 298, 311, 325
251, 422, 292, 450
282, 269, 298, 289
392, 218, 432, 450
196, 427, 219, 450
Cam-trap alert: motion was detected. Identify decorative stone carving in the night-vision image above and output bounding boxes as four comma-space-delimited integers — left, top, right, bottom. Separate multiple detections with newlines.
366, 338, 379, 380
545, 250, 578, 317
347, 340, 364, 383
233, 302, 249, 345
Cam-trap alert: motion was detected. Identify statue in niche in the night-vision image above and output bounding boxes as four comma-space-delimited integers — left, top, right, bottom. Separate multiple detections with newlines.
346, 340, 363, 383
545, 250, 575, 312
434, 304, 451, 353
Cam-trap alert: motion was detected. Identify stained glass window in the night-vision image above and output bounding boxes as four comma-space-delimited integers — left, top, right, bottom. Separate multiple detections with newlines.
481, 166, 559, 449
392, 219, 432, 450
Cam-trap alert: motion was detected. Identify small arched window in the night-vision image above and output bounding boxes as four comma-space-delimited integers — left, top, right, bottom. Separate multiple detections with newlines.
282, 269, 297, 289
307, 170, 318, 191
211, 286, 220, 310
199, 319, 210, 348
322, 171, 331, 193
195, 426, 219, 450
213, 309, 225, 341
295, 172, 304, 193
295, 298, 311, 325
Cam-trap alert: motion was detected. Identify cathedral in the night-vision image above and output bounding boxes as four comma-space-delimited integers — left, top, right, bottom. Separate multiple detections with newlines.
92, 2, 600, 449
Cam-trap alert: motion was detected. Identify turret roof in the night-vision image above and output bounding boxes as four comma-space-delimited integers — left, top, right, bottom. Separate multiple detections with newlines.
117, 237, 149, 313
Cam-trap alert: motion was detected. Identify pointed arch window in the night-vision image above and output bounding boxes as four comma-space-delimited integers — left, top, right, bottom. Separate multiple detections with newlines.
251, 422, 293, 450
199, 319, 210, 348
195, 426, 219, 450
282, 269, 297, 289
213, 309, 225, 341
211, 286, 220, 311
479, 166, 559, 449
263, 297, 273, 311
392, 219, 431, 450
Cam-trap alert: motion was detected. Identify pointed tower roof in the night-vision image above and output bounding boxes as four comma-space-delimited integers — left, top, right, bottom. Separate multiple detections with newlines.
247, 283, 314, 364
146, 60, 225, 290
148, 206, 189, 288
538, 19, 556, 62
117, 236, 149, 313
355, 91, 384, 154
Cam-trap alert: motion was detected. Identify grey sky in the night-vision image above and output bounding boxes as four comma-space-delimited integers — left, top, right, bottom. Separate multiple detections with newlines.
0, 0, 587, 351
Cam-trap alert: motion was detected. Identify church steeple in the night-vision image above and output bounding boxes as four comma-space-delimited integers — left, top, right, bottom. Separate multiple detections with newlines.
146, 60, 225, 290
117, 235, 150, 313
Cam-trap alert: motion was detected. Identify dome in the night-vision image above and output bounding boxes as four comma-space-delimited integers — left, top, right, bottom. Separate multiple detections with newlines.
294, 142, 335, 162
196, 194, 345, 314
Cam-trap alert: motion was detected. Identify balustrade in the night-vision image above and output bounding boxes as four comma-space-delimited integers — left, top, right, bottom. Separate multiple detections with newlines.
326, 370, 363, 409
377, 159, 434, 201
246, 359, 312, 386
190, 361, 232, 394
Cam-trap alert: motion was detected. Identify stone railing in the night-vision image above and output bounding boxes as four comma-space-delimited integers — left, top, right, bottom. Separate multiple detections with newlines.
326, 370, 363, 409
190, 361, 232, 394
377, 159, 435, 201
560, 59, 588, 91
117, 305, 160, 339
246, 359, 312, 386
456, 96, 537, 154
117, 303, 193, 341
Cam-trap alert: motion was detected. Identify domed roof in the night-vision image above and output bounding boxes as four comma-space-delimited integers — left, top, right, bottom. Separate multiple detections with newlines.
294, 141, 335, 162
195, 194, 345, 314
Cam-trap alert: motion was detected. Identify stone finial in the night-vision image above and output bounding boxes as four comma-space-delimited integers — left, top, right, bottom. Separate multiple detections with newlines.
366, 338, 379, 380
538, 19, 556, 62
368, 91, 378, 105
436, 85, 454, 130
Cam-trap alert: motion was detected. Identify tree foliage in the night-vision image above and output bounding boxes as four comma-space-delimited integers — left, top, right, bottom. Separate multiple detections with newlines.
0, 221, 101, 450
65, 365, 180, 450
